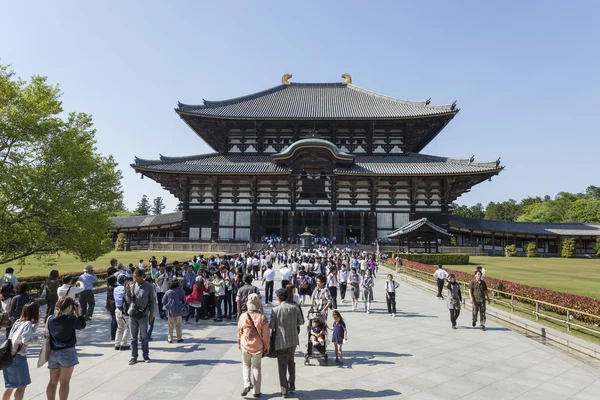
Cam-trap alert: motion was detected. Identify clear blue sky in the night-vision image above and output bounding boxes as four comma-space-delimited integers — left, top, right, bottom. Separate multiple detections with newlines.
2, 1, 599, 212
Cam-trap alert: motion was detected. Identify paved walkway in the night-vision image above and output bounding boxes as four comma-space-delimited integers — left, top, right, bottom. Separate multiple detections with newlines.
9, 271, 600, 400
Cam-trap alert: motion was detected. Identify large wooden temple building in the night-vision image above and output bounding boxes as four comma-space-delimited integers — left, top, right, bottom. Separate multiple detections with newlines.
132, 74, 504, 244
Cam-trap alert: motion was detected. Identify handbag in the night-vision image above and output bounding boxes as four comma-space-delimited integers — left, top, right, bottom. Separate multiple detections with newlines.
0, 324, 23, 371
37, 326, 50, 368
129, 289, 148, 319
266, 329, 277, 358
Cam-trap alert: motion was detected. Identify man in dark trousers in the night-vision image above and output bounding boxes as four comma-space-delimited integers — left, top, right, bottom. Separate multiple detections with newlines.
469, 270, 490, 331
262, 262, 276, 304
270, 289, 304, 398
432, 265, 448, 299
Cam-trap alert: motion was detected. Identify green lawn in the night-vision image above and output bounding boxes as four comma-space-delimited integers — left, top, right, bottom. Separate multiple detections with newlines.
4, 251, 208, 278
446, 256, 600, 299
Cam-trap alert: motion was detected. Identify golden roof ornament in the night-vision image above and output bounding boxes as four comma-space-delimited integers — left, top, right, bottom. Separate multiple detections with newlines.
341, 73, 352, 85
281, 73, 292, 85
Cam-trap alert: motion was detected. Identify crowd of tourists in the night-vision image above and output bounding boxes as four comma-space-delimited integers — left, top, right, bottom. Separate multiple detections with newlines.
0, 247, 492, 399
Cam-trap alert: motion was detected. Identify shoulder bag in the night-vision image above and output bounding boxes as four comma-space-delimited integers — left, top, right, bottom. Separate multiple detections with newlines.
37, 323, 50, 368
129, 287, 148, 319
245, 312, 268, 358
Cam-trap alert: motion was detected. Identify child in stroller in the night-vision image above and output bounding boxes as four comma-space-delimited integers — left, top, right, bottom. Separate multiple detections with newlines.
310, 318, 325, 347
304, 309, 328, 365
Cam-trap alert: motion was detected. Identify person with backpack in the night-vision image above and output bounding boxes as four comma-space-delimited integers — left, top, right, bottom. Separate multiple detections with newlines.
384, 274, 400, 317
46, 297, 86, 400
40, 270, 60, 322
113, 275, 131, 351
2, 302, 40, 400
297, 268, 312, 305
237, 293, 270, 398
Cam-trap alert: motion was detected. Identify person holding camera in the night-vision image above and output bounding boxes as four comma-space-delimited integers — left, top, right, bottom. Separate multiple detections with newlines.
125, 269, 157, 365
46, 297, 86, 400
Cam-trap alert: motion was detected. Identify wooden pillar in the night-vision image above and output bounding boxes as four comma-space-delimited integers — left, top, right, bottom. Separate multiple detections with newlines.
578, 237, 583, 255
435, 234, 439, 253
279, 211, 284, 239
491, 232, 495, 250
288, 212, 295, 242
180, 185, 190, 241
360, 211, 365, 244
469, 230, 474, 244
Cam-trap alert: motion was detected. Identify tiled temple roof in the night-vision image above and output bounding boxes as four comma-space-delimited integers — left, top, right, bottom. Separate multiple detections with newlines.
133, 153, 502, 176
176, 82, 457, 120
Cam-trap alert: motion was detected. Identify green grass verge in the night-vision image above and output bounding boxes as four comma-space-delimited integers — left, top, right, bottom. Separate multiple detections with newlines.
445, 256, 600, 300
3, 251, 213, 278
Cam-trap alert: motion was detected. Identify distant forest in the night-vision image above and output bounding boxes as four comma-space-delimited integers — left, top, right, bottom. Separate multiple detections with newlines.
452, 186, 600, 223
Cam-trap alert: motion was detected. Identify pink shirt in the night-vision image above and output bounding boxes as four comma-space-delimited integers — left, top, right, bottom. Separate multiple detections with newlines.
237, 311, 270, 354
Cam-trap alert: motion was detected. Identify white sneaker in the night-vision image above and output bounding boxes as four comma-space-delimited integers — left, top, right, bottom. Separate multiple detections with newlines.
389, 314, 393, 316
367, 310, 371, 314
392, 314, 396, 317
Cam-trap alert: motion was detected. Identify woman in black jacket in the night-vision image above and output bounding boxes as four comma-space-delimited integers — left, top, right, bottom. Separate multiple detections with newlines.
46, 296, 86, 400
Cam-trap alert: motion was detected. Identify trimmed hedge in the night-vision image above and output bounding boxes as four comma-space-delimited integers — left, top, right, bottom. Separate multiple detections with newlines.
402, 259, 600, 324
393, 253, 470, 265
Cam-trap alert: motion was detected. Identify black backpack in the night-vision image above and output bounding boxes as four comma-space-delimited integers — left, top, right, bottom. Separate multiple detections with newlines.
0, 338, 21, 370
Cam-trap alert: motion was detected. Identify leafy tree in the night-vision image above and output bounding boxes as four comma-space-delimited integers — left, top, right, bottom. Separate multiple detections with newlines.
134, 195, 151, 215
174, 203, 182, 212
485, 200, 520, 221
560, 237, 576, 258
565, 198, 600, 223
115, 233, 127, 251
451, 202, 484, 219
152, 197, 165, 215
525, 242, 536, 257
518, 202, 562, 223
586, 186, 600, 200
505, 244, 517, 257
0, 63, 123, 265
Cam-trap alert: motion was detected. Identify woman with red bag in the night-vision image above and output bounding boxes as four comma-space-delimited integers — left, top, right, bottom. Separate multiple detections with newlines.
185, 276, 205, 325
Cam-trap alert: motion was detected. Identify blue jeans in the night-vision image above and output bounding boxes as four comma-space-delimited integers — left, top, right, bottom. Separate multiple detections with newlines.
129, 316, 149, 359
147, 317, 155, 339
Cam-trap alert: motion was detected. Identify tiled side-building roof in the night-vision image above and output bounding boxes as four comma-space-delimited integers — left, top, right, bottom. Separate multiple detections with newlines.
388, 218, 453, 238
176, 82, 457, 120
449, 216, 600, 237
133, 153, 502, 176
111, 212, 182, 229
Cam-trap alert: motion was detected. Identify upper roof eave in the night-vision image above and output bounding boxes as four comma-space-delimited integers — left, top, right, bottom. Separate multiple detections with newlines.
175, 81, 458, 120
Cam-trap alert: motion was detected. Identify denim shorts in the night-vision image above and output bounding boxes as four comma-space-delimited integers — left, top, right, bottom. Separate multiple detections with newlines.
48, 347, 79, 369
3, 354, 31, 388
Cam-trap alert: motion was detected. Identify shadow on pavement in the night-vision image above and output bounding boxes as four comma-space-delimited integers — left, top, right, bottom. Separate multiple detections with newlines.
294, 388, 401, 399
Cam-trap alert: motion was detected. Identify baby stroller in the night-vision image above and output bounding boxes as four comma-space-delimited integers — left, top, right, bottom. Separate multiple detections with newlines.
304, 307, 328, 365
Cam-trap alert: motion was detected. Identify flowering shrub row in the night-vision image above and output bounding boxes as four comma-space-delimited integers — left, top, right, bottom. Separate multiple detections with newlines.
392, 253, 470, 265
401, 259, 600, 324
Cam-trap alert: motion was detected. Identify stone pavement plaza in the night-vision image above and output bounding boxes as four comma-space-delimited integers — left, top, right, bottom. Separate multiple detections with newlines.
9, 271, 600, 400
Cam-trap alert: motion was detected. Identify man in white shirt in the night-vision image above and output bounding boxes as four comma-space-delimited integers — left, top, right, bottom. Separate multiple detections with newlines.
433, 265, 449, 299
57, 275, 85, 299
262, 263, 276, 304
279, 264, 292, 282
